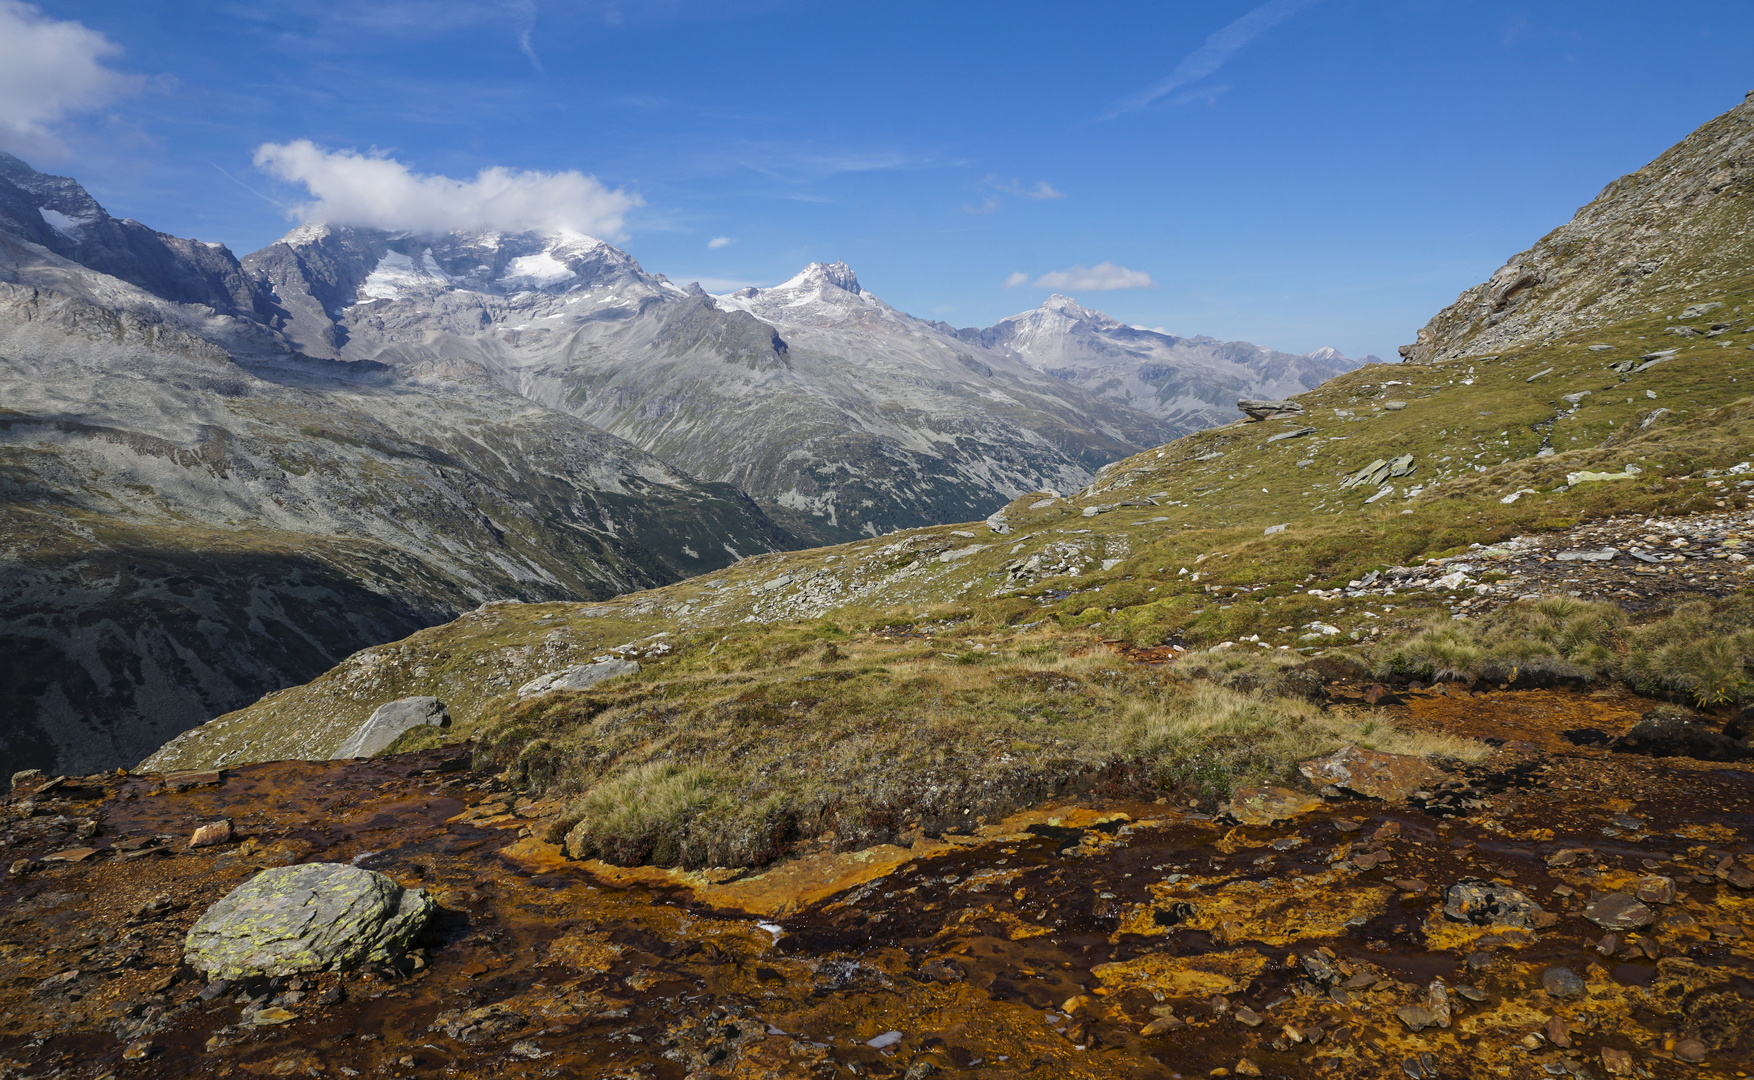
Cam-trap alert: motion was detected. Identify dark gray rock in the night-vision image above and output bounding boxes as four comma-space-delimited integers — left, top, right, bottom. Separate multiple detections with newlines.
1612, 709, 1754, 762
183, 863, 435, 980
1541, 966, 1584, 998
1443, 880, 1542, 928
1582, 892, 1655, 931
333, 697, 450, 759
1238, 399, 1305, 421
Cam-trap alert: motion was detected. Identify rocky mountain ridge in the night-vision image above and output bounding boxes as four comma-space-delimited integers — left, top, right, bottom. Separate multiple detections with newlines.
1403, 91, 1754, 363
248, 230, 1184, 544
958, 293, 1366, 430
0, 181, 792, 777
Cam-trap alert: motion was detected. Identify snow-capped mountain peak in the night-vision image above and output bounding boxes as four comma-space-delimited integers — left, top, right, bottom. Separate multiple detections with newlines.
779, 260, 862, 295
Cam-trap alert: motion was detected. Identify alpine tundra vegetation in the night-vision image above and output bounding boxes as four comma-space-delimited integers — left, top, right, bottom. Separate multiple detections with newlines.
4, 7, 1754, 1078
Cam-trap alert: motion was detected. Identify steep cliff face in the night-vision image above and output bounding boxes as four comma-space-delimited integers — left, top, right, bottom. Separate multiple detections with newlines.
1403, 92, 1754, 363
0, 153, 271, 320
0, 229, 792, 777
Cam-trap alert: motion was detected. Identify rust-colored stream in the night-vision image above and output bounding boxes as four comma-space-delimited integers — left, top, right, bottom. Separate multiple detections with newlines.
2, 688, 1752, 1079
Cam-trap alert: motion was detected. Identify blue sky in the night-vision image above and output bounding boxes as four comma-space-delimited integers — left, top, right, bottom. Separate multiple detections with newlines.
6, 1, 1753, 361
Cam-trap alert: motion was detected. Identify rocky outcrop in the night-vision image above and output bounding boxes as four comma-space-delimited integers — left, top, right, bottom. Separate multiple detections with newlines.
1402, 92, 1754, 362
516, 658, 638, 699
334, 698, 450, 759
183, 863, 435, 980
1237, 399, 1304, 421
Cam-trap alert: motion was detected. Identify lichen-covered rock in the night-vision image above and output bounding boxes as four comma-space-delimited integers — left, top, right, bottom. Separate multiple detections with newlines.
1222, 786, 1323, 825
184, 863, 435, 980
1299, 747, 1436, 802
516, 658, 639, 699
334, 698, 450, 759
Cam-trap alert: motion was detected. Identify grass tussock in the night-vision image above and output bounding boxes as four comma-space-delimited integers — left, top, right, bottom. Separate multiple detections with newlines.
465, 623, 1468, 871
1373, 593, 1754, 706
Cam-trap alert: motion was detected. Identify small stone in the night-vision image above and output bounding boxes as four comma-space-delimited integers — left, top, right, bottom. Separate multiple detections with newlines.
1395, 1005, 1441, 1032
1223, 786, 1323, 825
1545, 1016, 1571, 1048
1600, 1047, 1633, 1075
1455, 985, 1487, 1002
1235, 1059, 1262, 1077
121, 1040, 153, 1061
1583, 893, 1655, 931
1541, 966, 1584, 999
1393, 878, 1427, 894
189, 819, 234, 849
1673, 1037, 1706, 1064
1333, 818, 1363, 833
1233, 1007, 1263, 1027
1140, 1016, 1186, 1037
1596, 933, 1620, 955
252, 1007, 296, 1025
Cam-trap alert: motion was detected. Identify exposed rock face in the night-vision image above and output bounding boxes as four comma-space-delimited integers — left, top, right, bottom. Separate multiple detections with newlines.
334, 698, 450, 759
1612, 709, 1754, 761
183, 863, 435, 980
0, 153, 269, 319
248, 236, 1177, 546
1402, 93, 1754, 362
958, 295, 1360, 432
516, 658, 638, 699
0, 205, 791, 777
1236, 399, 1305, 422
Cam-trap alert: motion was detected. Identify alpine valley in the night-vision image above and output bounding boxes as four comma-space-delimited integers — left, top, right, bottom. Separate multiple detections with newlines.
0, 152, 1360, 776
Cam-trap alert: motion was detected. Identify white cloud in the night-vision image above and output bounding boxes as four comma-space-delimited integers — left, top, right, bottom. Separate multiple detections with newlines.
253, 140, 643, 238
1033, 263, 1155, 291
1025, 181, 1064, 200
1097, 0, 1320, 121
0, 2, 142, 157
707, 236, 733, 248
1003, 271, 1031, 288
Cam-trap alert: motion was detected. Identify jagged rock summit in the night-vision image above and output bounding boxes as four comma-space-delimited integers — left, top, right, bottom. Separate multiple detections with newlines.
0, 152, 268, 318
1403, 91, 1754, 362
961, 293, 1365, 431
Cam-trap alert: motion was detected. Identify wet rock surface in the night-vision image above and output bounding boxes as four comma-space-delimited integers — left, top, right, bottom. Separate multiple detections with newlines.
0, 691, 1751, 1079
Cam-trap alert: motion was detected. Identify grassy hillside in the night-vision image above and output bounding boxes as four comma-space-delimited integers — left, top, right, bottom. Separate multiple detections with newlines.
143, 282, 1754, 868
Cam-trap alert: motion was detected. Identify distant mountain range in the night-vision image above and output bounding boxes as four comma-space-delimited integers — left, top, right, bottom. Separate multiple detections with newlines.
0, 148, 1361, 773
952, 293, 1368, 431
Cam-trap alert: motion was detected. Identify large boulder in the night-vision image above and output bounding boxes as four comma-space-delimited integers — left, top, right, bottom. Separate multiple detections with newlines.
1238, 399, 1304, 421
334, 697, 450, 759
1223, 786, 1323, 825
516, 657, 639, 699
184, 863, 435, 981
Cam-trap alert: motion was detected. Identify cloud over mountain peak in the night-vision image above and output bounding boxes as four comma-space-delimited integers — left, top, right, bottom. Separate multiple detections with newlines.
253, 140, 643, 239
